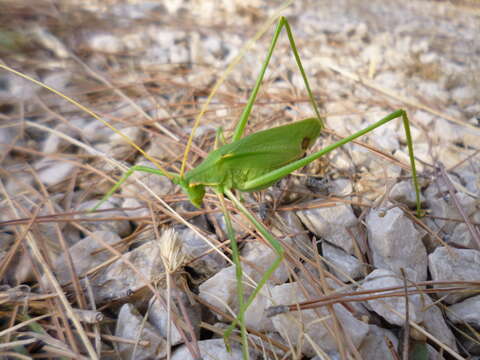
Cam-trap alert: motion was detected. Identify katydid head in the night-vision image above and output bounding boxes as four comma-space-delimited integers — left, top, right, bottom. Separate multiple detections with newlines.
185, 184, 206, 208
174, 176, 206, 208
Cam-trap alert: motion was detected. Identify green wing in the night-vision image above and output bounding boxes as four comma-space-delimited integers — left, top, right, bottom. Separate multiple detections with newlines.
185, 118, 322, 190
221, 117, 321, 167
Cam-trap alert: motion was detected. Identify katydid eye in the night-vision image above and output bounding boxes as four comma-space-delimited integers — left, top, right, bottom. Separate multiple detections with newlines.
301, 137, 310, 150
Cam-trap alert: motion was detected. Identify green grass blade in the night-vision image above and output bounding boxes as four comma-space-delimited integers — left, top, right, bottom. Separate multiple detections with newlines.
401, 111, 422, 216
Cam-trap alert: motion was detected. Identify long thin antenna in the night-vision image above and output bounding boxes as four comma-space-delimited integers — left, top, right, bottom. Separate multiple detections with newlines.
179, 0, 293, 177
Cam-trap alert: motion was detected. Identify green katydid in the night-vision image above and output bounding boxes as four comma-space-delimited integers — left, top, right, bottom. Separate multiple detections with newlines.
0, 15, 422, 359
87, 16, 422, 356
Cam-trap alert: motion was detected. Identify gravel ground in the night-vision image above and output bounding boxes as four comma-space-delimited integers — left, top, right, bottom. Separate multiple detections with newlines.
1, 0, 479, 359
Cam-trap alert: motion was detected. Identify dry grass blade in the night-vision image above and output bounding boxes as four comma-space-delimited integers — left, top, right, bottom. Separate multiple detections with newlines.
0, 180, 98, 359
401, 269, 410, 360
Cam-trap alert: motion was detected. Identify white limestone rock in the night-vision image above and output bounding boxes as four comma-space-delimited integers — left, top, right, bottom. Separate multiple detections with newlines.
36, 159, 76, 187
360, 269, 426, 326
359, 325, 398, 360
389, 179, 425, 209
148, 291, 201, 346
88, 33, 124, 53
198, 264, 275, 332
115, 304, 167, 360
171, 339, 248, 360
447, 295, 480, 327
297, 202, 362, 254
428, 247, 480, 304
51, 231, 121, 285
269, 282, 369, 357
76, 199, 132, 237
91, 240, 165, 303
366, 207, 427, 281
423, 296, 458, 352
322, 242, 365, 282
